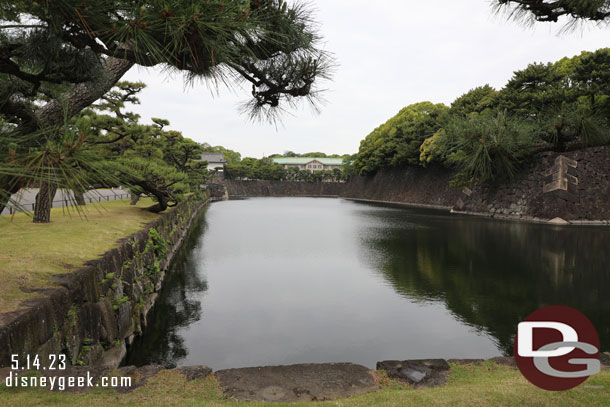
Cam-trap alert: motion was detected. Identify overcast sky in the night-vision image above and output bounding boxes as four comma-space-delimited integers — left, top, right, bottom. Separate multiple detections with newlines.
122, 0, 609, 158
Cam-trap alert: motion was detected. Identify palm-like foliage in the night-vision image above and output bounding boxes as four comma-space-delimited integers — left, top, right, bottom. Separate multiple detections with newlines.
534, 102, 609, 151
444, 111, 537, 185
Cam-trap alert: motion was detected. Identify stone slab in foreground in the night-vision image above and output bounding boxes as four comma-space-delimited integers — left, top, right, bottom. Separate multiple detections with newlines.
215, 363, 377, 402
377, 359, 451, 388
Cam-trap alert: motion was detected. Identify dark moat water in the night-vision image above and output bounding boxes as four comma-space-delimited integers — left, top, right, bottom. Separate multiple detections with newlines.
125, 197, 610, 369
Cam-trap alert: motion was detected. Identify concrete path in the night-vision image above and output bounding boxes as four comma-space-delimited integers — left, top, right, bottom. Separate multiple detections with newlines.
1, 188, 129, 215
215, 363, 378, 403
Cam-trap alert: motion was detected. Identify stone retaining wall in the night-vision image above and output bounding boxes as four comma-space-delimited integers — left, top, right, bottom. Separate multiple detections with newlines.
0, 195, 209, 368
341, 165, 461, 210
225, 146, 610, 222
457, 146, 610, 221
225, 179, 346, 197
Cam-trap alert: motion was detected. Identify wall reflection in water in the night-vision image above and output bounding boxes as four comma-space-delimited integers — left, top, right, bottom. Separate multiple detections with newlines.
125, 199, 609, 368
355, 201, 609, 355
124, 215, 209, 368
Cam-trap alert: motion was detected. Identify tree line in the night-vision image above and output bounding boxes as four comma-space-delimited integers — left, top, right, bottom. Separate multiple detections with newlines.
224, 157, 347, 182
3, 80, 210, 222
352, 48, 610, 185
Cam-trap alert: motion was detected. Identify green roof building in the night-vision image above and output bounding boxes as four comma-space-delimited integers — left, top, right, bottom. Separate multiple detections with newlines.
272, 157, 343, 172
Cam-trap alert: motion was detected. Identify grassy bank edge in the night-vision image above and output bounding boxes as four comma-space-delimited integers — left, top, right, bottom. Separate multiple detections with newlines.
0, 198, 158, 313
0, 362, 609, 406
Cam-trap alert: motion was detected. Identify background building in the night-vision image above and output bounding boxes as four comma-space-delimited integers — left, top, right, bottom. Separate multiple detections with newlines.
272, 157, 343, 173
199, 153, 227, 170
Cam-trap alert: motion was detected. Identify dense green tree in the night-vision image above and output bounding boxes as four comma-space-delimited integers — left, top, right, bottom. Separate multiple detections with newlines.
224, 155, 347, 182
359, 49, 607, 184
235, 157, 286, 180
163, 131, 204, 172
498, 62, 571, 116
449, 85, 499, 117
269, 151, 350, 159
573, 48, 610, 109
161, 131, 207, 190
495, 52, 609, 152
331, 168, 344, 182
300, 152, 327, 157
91, 86, 207, 209
352, 102, 449, 175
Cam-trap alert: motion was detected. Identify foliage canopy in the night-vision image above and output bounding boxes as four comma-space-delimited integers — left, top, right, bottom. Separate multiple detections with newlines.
352, 48, 610, 185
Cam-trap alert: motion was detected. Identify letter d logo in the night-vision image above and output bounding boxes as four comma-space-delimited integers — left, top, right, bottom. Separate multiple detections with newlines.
514, 305, 600, 391
517, 322, 577, 357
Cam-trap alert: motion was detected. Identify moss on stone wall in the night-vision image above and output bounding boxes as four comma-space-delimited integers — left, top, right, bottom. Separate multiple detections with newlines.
0, 192, 210, 368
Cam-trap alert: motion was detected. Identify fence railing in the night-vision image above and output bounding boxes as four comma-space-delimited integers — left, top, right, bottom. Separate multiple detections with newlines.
5, 193, 131, 215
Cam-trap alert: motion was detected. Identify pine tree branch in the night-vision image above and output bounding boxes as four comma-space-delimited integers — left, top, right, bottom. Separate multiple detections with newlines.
0, 58, 64, 86
33, 57, 134, 131
0, 99, 37, 127
0, 25, 46, 29
498, 0, 610, 22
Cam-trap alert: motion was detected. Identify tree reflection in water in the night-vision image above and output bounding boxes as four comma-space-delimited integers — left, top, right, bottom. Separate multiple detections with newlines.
355, 202, 610, 355
125, 200, 609, 367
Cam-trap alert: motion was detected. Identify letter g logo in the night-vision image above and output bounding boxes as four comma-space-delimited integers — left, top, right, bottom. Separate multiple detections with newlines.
514, 306, 601, 391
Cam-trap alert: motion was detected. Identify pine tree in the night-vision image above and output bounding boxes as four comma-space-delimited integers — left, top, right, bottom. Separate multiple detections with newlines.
0, 0, 332, 218
1, 1, 331, 130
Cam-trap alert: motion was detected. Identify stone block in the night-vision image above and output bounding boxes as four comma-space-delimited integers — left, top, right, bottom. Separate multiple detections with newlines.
543, 179, 568, 193
545, 165, 578, 181
377, 359, 450, 388
216, 363, 377, 402
548, 217, 569, 225
177, 365, 213, 381
555, 155, 577, 168
545, 171, 579, 185
555, 189, 579, 203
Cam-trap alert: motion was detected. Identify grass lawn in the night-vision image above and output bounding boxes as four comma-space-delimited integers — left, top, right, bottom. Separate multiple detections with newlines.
0, 198, 159, 313
1, 362, 608, 406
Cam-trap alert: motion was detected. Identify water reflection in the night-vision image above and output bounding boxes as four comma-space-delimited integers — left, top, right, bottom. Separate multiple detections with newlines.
354, 201, 610, 354
125, 198, 609, 369
123, 214, 209, 368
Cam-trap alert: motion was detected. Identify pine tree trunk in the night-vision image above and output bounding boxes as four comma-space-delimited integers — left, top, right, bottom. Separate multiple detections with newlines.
147, 195, 168, 213
33, 183, 58, 223
130, 193, 140, 205
73, 188, 86, 206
